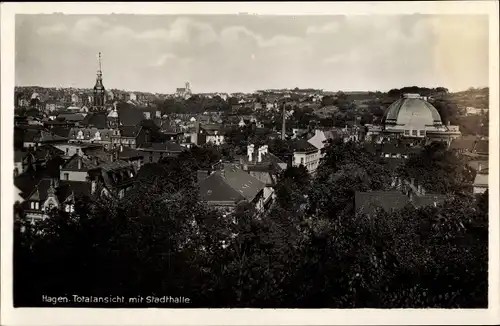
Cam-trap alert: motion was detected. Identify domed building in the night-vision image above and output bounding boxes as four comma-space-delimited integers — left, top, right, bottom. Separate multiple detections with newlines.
373, 93, 461, 142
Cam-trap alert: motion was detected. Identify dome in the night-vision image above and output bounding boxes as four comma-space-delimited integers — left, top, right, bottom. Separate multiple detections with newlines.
383, 95, 442, 129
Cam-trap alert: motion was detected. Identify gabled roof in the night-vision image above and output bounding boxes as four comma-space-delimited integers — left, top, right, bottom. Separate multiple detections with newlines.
290, 138, 318, 153
199, 173, 245, 204
474, 139, 488, 154
61, 154, 101, 172
24, 179, 91, 206
80, 112, 108, 129
51, 127, 72, 138
449, 136, 478, 151
119, 126, 142, 138
58, 113, 85, 122
117, 102, 145, 126
31, 144, 65, 160
68, 127, 114, 141
199, 165, 265, 204
473, 173, 488, 187
116, 146, 144, 160
23, 129, 68, 143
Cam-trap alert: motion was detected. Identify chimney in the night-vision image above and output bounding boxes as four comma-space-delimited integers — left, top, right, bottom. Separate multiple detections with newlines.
247, 144, 255, 162
77, 157, 82, 170
91, 179, 97, 194
281, 102, 286, 140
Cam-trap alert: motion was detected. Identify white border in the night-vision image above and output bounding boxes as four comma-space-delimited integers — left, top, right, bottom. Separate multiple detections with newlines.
1, 2, 499, 325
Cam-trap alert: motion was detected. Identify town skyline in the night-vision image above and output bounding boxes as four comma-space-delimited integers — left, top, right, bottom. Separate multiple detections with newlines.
16, 14, 489, 94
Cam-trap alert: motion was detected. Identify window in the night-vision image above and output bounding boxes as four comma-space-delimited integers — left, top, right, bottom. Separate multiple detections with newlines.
149, 155, 153, 163
66, 148, 69, 155
419, 130, 425, 136
411, 130, 418, 136
30, 202, 35, 210
34, 202, 39, 210
119, 189, 125, 199
404, 130, 410, 136
300, 158, 304, 164
64, 173, 69, 180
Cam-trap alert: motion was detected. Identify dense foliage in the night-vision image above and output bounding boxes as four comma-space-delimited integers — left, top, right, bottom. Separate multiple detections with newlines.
14, 141, 488, 308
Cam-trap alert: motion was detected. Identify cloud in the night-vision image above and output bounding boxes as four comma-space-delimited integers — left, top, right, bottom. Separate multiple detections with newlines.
20, 15, 489, 93
150, 53, 177, 67
36, 23, 68, 36
306, 22, 340, 34
74, 16, 110, 33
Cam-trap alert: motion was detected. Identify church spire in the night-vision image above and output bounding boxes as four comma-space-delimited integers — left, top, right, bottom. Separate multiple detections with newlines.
93, 52, 106, 110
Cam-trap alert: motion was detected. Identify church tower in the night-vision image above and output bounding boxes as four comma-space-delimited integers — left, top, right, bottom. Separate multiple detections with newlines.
93, 52, 106, 111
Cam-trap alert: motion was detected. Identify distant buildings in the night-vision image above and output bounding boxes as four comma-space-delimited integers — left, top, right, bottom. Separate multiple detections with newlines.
176, 82, 192, 100
465, 106, 488, 116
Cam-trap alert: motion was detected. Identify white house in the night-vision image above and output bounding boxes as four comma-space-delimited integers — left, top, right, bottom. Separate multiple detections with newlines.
291, 140, 321, 174
206, 131, 225, 146
473, 168, 488, 194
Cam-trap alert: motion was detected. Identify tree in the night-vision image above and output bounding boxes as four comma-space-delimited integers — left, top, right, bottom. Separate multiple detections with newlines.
275, 165, 310, 210
398, 142, 472, 194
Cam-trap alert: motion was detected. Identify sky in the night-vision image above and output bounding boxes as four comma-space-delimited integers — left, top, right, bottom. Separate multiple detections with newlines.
15, 14, 489, 94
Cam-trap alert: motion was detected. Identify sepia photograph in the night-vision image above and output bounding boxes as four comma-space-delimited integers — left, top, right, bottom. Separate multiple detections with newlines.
1, 1, 499, 325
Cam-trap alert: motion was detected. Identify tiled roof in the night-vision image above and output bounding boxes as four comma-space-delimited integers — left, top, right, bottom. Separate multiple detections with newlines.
199, 165, 265, 204
474, 139, 488, 154
119, 126, 142, 138
15, 173, 43, 198
473, 173, 488, 187
290, 139, 318, 153
449, 136, 478, 151
61, 154, 101, 172
68, 127, 114, 141
23, 129, 68, 143
199, 173, 245, 204
51, 127, 72, 138
467, 159, 488, 172
140, 142, 184, 152
116, 146, 143, 159
58, 113, 85, 122
117, 102, 145, 126
98, 160, 132, 172
24, 179, 91, 207
32, 144, 65, 160
80, 112, 108, 129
